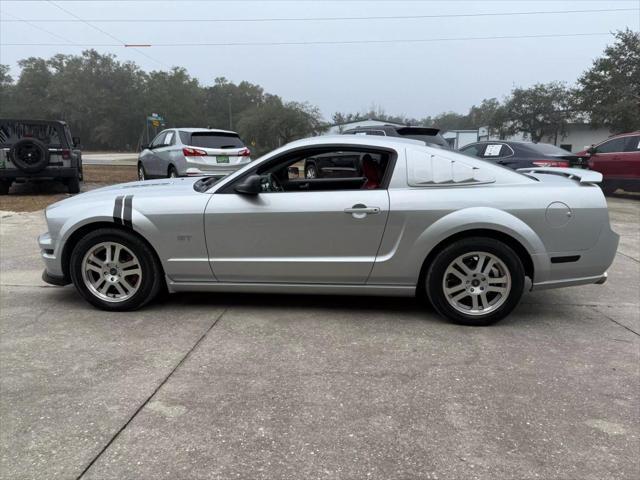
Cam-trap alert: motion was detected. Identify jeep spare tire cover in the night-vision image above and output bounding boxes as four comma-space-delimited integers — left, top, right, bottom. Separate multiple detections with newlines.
10, 138, 50, 173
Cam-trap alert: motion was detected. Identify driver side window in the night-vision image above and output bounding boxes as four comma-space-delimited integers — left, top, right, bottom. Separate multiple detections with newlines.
246, 148, 393, 193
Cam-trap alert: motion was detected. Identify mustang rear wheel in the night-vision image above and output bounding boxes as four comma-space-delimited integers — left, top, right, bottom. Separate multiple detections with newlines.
426, 237, 525, 326
70, 228, 163, 311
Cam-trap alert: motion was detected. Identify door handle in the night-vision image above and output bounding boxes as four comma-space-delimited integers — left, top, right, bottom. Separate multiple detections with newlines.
344, 204, 380, 217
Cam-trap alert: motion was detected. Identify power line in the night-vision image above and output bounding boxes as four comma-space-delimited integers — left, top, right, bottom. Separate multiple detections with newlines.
0, 9, 78, 45
2, 8, 636, 23
2, 31, 615, 48
44, 0, 169, 69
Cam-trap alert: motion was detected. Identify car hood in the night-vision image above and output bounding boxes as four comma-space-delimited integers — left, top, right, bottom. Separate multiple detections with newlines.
47, 177, 202, 212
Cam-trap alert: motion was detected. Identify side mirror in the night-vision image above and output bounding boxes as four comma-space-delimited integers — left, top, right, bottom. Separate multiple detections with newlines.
587, 145, 597, 155
234, 174, 262, 195
140, 144, 149, 151
72, 136, 81, 148
288, 166, 299, 178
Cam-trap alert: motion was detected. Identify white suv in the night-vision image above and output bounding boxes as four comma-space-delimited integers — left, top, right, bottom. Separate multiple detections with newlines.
138, 128, 252, 179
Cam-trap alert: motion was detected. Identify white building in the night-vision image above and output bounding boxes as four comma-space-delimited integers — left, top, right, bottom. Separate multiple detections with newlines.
446, 124, 613, 152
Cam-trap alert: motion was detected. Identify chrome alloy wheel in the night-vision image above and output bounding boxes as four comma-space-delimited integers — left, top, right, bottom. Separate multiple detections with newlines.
442, 251, 511, 316
138, 165, 145, 180
81, 242, 142, 303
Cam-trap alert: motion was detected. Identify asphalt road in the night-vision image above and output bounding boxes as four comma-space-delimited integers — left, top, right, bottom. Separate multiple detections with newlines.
0, 198, 638, 480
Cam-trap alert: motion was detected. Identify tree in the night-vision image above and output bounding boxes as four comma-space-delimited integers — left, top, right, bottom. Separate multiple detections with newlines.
203, 77, 264, 131
575, 29, 640, 133
422, 111, 474, 130
238, 95, 325, 155
467, 98, 508, 137
503, 82, 573, 142
0, 65, 15, 114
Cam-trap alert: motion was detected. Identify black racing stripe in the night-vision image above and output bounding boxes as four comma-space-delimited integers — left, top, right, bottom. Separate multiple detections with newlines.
113, 196, 124, 225
123, 195, 133, 228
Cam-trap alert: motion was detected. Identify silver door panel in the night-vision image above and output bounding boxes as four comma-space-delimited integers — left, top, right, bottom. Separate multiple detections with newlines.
205, 190, 390, 284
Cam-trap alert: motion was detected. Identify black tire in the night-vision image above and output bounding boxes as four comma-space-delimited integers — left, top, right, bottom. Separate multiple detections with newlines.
425, 237, 525, 326
305, 163, 318, 179
9, 138, 50, 173
66, 175, 81, 194
69, 228, 164, 311
0, 179, 11, 195
168, 165, 178, 178
138, 162, 146, 181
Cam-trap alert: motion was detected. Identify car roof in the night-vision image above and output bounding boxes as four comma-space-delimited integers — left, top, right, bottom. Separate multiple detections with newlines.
466, 140, 534, 146
285, 135, 429, 150
175, 127, 238, 135
345, 125, 442, 135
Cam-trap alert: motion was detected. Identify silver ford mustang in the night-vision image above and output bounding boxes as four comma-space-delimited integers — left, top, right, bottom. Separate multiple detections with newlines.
39, 136, 619, 325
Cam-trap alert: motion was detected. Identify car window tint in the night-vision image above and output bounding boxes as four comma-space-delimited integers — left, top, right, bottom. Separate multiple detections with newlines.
460, 144, 481, 157
0, 121, 65, 147
178, 131, 190, 144
527, 143, 573, 155
499, 144, 513, 157
623, 136, 640, 152
190, 132, 245, 149
150, 132, 166, 148
597, 137, 626, 153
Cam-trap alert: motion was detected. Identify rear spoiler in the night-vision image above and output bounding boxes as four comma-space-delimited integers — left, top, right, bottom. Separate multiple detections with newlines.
517, 167, 602, 184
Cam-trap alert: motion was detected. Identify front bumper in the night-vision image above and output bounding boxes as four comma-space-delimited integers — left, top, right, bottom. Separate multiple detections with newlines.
39, 231, 69, 284
1, 167, 78, 179
42, 270, 70, 286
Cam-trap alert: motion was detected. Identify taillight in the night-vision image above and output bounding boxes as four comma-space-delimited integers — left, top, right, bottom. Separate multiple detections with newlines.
182, 147, 207, 156
61, 149, 71, 160
532, 160, 569, 168
238, 147, 251, 157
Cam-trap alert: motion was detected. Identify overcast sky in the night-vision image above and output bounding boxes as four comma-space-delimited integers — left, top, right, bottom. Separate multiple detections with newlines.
1, 0, 638, 121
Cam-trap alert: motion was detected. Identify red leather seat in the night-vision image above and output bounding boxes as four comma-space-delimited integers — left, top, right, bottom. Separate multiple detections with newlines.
362, 154, 382, 189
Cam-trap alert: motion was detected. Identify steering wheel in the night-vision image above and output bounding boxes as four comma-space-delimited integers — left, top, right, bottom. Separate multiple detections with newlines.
264, 173, 283, 192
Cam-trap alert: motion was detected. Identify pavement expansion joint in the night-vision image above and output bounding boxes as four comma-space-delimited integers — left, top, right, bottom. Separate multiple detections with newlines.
73, 307, 228, 480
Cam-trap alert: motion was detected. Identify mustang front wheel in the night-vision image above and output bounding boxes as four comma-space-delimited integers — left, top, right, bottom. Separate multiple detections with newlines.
70, 228, 163, 311
426, 237, 525, 326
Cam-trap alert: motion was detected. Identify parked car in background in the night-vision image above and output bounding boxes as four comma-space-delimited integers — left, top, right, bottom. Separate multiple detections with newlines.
458, 141, 582, 170
0, 119, 82, 194
342, 125, 450, 149
576, 132, 640, 195
138, 128, 251, 180
39, 135, 618, 326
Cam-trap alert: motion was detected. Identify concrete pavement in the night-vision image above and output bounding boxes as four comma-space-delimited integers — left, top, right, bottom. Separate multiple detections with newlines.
1, 198, 638, 479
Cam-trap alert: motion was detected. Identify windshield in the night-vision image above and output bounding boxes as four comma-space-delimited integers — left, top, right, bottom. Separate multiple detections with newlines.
526, 143, 573, 156
187, 132, 245, 149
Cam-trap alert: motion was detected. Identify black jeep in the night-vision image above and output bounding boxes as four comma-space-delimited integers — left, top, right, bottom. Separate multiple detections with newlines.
0, 119, 83, 194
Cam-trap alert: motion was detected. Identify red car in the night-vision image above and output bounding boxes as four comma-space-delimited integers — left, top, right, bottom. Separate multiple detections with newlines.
577, 131, 640, 195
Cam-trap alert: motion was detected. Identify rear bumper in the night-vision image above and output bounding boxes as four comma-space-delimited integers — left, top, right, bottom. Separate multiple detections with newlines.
531, 225, 619, 291
184, 164, 246, 176
1, 167, 78, 179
